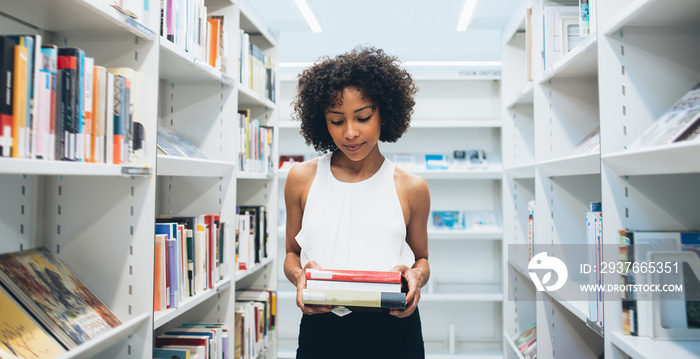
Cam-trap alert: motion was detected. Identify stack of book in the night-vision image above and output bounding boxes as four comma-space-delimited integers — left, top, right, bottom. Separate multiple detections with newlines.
301, 269, 406, 309
154, 322, 230, 359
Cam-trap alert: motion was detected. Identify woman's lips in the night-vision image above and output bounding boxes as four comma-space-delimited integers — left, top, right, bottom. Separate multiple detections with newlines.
345, 143, 364, 152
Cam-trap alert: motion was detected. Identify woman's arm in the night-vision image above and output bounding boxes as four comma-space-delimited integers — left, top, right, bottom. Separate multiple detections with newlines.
391, 172, 431, 318
283, 161, 331, 315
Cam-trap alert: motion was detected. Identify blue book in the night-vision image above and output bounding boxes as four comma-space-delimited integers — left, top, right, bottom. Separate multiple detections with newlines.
425, 154, 448, 170
153, 348, 190, 359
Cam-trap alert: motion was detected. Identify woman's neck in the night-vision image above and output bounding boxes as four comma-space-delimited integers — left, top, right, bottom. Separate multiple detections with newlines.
330, 146, 385, 180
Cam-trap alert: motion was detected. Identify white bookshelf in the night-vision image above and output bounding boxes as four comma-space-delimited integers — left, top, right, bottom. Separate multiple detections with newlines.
0, 0, 278, 357
503, 1, 700, 359
0, 0, 159, 358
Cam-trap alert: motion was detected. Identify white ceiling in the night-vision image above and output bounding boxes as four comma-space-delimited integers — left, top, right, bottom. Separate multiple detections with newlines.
247, 0, 524, 64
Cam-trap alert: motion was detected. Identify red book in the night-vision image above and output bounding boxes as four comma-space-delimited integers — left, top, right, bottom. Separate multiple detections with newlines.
204, 214, 219, 289
305, 268, 402, 284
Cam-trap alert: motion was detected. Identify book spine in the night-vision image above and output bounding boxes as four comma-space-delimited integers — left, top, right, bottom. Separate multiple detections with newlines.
301, 288, 406, 309
305, 269, 402, 283
12, 44, 28, 158
83, 57, 94, 163
112, 74, 124, 164
0, 37, 15, 157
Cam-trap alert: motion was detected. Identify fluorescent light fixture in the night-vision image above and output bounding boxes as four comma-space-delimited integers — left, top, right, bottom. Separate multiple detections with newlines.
294, 0, 322, 33
457, 0, 480, 31
403, 61, 501, 67
279, 62, 314, 68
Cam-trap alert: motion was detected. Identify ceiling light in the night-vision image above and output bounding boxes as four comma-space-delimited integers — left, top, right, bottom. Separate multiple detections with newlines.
279, 62, 314, 68
403, 61, 501, 67
294, 0, 322, 33
457, 0, 480, 31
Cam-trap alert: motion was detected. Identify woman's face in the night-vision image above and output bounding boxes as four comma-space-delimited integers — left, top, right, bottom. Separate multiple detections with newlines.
325, 86, 381, 161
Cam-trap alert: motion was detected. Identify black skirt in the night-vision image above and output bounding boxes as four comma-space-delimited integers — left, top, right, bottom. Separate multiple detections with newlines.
296, 308, 425, 359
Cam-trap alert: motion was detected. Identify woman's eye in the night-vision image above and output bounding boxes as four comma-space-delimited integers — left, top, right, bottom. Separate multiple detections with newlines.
358, 115, 371, 122
330, 120, 343, 125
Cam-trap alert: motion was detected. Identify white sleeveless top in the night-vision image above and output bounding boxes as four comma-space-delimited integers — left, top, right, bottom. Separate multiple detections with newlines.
296, 153, 416, 271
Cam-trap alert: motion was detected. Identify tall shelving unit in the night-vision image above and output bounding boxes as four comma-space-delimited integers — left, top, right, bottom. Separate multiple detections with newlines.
0, 1, 159, 358
0, 0, 279, 357
502, 0, 700, 358
275, 73, 505, 358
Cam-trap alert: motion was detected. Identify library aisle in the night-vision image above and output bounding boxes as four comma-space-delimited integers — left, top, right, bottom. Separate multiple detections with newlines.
1, 0, 699, 358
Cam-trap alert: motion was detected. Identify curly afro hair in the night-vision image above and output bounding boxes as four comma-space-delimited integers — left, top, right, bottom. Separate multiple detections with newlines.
292, 46, 417, 153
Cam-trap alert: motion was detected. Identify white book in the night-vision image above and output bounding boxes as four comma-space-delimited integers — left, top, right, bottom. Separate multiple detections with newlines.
306, 279, 402, 293
93, 66, 106, 163
83, 57, 94, 163
105, 72, 114, 164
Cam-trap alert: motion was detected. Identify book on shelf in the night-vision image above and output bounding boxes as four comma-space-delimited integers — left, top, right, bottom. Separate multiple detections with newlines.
452, 149, 487, 170
0, 247, 121, 349
301, 288, 406, 309
0, 284, 67, 357
514, 322, 536, 356
431, 210, 465, 229
153, 348, 190, 359
0, 36, 14, 157
393, 153, 417, 170
237, 289, 276, 345
424, 153, 449, 170
629, 82, 700, 149
466, 210, 500, 229
155, 335, 209, 359
237, 109, 274, 173
279, 154, 304, 171
158, 128, 207, 159
11, 37, 30, 159
618, 230, 700, 336
305, 268, 402, 284
235, 299, 270, 357
586, 202, 603, 328
541, 3, 579, 71
163, 328, 219, 359
567, 127, 600, 156
180, 323, 231, 359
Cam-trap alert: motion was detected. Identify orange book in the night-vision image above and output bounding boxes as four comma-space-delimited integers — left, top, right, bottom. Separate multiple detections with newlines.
155, 234, 166, 311
207, 18, 220, 69
12, 45, 28, 158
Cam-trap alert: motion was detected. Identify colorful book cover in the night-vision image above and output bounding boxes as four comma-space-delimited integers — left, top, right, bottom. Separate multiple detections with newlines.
301, 288, 406, 309
305, 268, 402, 284
0, 36, 14, 157
0, 247, 121, 348
0, 284, 66, 357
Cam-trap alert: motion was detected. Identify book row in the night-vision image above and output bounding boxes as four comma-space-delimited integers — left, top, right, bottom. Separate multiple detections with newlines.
237, 110, 274, 174
0, 35, 145, 165
235, 289, 277, 359
239, 31, 276, 103
0, 247, 121, 354
155, 322, 230, 359
155, 215, 230, 311
160, 0, 228, 73
235, 205, 271, 272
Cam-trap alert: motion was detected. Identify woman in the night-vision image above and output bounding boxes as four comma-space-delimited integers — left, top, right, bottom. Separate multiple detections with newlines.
283, 46, 430, 358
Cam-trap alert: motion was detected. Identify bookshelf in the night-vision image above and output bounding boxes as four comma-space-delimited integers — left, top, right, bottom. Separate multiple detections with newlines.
275, 74, 504, 358
0, 0, 278, 357
502, 1, 700, 359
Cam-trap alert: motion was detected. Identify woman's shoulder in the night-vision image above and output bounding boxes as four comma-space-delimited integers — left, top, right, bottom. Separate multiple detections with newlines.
393, 166, 429, 196
286, 157, 321, 187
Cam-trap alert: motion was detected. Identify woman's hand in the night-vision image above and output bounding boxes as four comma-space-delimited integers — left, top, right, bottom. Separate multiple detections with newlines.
389, 265, 424, 318
295, 260, 332, 315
